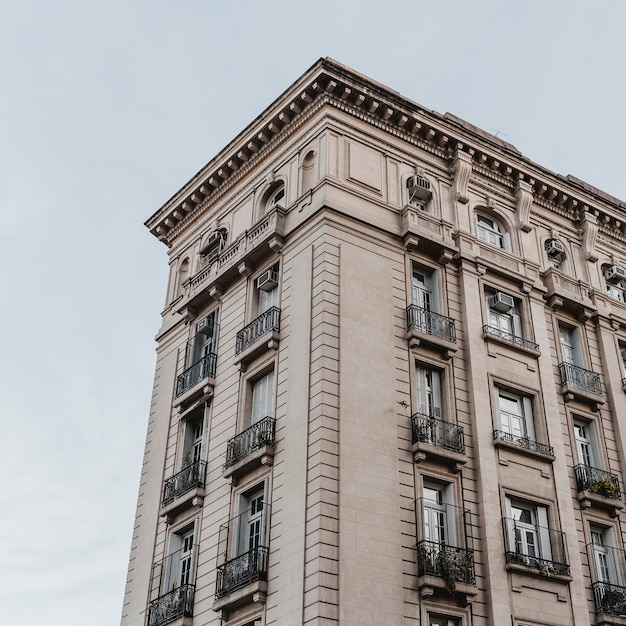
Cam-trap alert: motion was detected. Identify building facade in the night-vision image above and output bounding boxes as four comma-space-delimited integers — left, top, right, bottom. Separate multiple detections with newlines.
121, 58, 626, 626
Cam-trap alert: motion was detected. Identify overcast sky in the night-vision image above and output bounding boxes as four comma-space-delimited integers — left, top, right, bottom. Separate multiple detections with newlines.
1, 1, 625, 624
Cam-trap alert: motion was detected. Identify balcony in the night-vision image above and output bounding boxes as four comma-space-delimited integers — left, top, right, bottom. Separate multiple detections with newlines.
234, 307, 281, 365
502, 517, 570, 579
415, 499, 476, 601
223, 417, 275, 481
575, 464, 623, 515
400, 203, 457, 260
160, 460, 206, 519
212, 506, 271, 614
493, 430, 555, 461
406, 305, 457, 357
482, 324, 540, 356
410, 412, 466, 471
174, 353, 217, 406
541, 267, 595, 319
148, 584, 195, 626
184, 206, 286, 309
558, 362, 603, 408
593, 582, 626, 621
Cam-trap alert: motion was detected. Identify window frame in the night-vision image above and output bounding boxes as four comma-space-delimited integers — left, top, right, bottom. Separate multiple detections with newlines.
476, 212, 510, 251
496, 388, 535, 440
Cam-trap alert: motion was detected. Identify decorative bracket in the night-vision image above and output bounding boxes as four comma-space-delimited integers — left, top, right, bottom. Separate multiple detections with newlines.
452, 150, 472, 204
581, 210, 599, 262
515, 180, 534, 232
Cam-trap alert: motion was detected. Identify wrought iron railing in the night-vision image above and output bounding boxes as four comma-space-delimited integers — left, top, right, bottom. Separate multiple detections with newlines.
482, 325, 539, 352
558, 362, 602, 396
162, 460, 207, 506
215, 547, 269, 599
235, 307, 281, 355
225, 417, 275, 467
410, 412, 464, 454
406, 305, 456, 343
493, 430, 554, 456
593, 582, 626, 616
148, 584, 195, 626
416, 540, 475, 587
175, 352, 217, 397
503, 517, 569, 576
575, 464, 621, 499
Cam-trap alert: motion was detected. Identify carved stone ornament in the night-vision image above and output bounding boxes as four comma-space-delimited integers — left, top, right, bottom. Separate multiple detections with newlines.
515, 180, 534, 232
452, 150, 472, 204
582, 211, 599, 262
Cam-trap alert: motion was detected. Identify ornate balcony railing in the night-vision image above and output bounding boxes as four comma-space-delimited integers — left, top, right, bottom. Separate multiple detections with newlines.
417, 540, 475, 588
558, 362, 602, 396
575, 464, 621, 499
215, 547, 269, 599
235, 307, 281, 355
493, 430, 554, 456
503, 517, 570, 576
482, 325, 539, 352
225, 417, 275, 467
593, 581, 626, 616
162, 460, 207, 506
410, 412, 464, 454
148, 584, 195, 626
175, 352, 217, 398
406, 305, 456, 343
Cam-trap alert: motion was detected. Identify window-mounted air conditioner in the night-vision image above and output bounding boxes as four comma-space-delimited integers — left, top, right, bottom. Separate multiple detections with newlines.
489, 291, 515, 313
256, 269, 279, 291
545, 239, 565, 258
605, 265, 626, 284
197, 317, 215, 336
199, 230, 226, 257
406, 175, 432, 202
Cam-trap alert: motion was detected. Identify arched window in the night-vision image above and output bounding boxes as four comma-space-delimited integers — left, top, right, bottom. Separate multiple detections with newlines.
199, 228, 227, 262
301, 151, 316, 194
603, 264, 626, 303
406, 175, 433, 214
175, 257, 189, 299
545, 239, 567, 273
476, 213, 508, 250
264, 183, 285, 215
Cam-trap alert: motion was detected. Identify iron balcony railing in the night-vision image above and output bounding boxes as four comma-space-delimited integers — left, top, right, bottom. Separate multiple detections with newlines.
416, 540, 476, 587
225, 417, 275, 467
410, 412, 465, 454
593, 582, 626, 616
406, 305, 456, 343
215, 546, 269, 599
235, 307, 281, 355
482, 325, 539, 352
148, 583, 195, 626
493, 430, 554, 456
162, 460, 207, 506
575, 464, 621, 500
175, 352, 217, 398
502, 517, 570, 576
558, 362, 602, 396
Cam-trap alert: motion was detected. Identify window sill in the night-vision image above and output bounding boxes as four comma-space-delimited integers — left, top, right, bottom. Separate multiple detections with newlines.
160, 487, 205, 522
406, 327, 457, 360
223, 444, 275, 484
505, 560, 571, 583
412, 441, 466, 473
212, 580, 267, 615
482, 329, 540, 358
561, 382, 604, 411
578, 491, 624, 517
596, 614, 626, 626
493, 435, 555, 463
417, 574, 477, 606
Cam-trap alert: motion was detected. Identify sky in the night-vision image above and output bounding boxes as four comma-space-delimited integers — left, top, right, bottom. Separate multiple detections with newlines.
1, 1, 625, 624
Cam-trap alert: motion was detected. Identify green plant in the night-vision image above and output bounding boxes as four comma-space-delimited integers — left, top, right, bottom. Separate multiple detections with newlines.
589, 476, 620, 498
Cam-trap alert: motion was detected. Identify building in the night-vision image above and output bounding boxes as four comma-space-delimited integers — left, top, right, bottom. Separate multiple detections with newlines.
121, 58, 626, 626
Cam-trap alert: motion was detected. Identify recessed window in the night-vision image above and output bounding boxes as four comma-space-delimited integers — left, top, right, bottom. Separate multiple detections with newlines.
265, 184, 285, 214
545, 238, 567, 272
429, 615, 459, 626
558, 323, 583, 367
406, 175, 433, 213
497, 390, 534, 440
476, 213, 508, 250
603, 264, 626, 303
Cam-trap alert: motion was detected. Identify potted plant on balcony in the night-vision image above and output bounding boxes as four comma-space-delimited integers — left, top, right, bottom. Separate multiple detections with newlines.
589, 476, 620, 499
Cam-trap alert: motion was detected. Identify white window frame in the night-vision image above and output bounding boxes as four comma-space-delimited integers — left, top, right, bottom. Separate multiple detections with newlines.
255, 263, 280, 316
620, 343, 626, 378
497, 389, 535, 440
573, 418, 599, 468
406, 176, 434, 213
590, 525, 621, 585
189, 310, 218, 366
235, 481, 269, 557
251, 370, 275, 424
428, 615, 459, 626
164, 522, 197, 592
422, 479, 456, 546
486, 290, 522, 338
412, 263, 438, 313
505, 497, 551, 562
181, 414, 204, 467
476, 213, 509, 250
416, 365, 443, 419
558, 323, 583, 367
264, 184, 285, 214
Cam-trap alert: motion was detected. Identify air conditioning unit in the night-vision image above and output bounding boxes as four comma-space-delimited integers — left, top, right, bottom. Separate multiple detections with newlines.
197, 317, 215, 336
199, 230, 226, 257
489, 292, 515, 312
605, 265, 626, 284
407, 175, 432, 202
545, 239, 564, 258
256, 269, 279, 291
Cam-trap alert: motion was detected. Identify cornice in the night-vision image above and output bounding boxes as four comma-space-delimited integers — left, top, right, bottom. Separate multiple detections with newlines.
146, 57, 626, 247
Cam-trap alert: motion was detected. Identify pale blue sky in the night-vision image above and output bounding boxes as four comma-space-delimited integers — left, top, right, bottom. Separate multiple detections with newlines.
1, 1, 624, 624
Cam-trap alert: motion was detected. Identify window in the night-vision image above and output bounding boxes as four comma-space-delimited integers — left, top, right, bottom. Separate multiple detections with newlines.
604, 265, 626, 303
416, 366, 442, 419
486, 290, 521, 338
429, 616, 459, 626
423, 481, 455, 545
476, 213, 507, 249
189, 310, 218, 366
164, 523, 197, 592
573, 419, 598, 468
251, 370, 274, 425
199, 228, 227, 262
497, 390, 534, 440
175, 257, 189, 299
256, 264, 279, 315
558, 323, 583, 366
412, 264, 438, 313
620, 343, 626, 379
591, 526, 620, 585
406, 174, 433, 213
265, 184, 285, 214
545, 238, 567, 272
182, 415, 204, 467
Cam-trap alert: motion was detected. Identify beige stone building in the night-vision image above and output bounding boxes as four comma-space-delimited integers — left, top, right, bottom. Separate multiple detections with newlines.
121, 58, 626, 626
